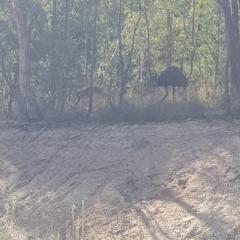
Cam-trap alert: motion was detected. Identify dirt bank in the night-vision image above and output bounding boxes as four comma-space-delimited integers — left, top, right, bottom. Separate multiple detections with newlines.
1, 120, 240, 239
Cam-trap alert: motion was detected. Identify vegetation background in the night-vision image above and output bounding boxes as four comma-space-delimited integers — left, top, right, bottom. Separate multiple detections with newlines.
1, 0, 239, 122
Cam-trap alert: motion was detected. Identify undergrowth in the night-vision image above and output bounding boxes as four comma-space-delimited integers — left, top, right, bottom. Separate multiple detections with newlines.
56, 86, 222, 123
94, 99, 208, 123
0, 200, 85, 240
0, 198, 28, 240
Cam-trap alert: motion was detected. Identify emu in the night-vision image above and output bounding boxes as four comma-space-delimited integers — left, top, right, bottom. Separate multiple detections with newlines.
153, 65, 188, 103
74, 86, 103, 107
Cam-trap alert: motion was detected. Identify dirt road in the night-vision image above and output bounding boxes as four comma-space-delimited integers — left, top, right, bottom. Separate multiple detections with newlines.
1, 120, 240, 239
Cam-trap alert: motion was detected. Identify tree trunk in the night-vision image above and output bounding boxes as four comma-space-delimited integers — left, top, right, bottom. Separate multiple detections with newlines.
187, 0, 196, 79
11, 0, 39, 121
48, 0, 57, 115
229, 0, 240, 95
166, 0, 172, 66
214, 5, 221, 89
87, 0, 98, 117
56, 0, 69, 115
0, 43, 17, 119
144, 0, 151, 73
218, 0, 240, 108
118, 0, 125, 104
180, 0, 188, 71
223, 29, 231, 114
84, 4, 91, 113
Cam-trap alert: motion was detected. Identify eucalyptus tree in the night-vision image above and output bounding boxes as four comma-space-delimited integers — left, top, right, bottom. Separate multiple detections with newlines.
87, 0, 99, 117
118, 0, 141, 103
217, 0, 240, 112
11, 0, 40, 121
0, 1, 19, 119
96, 0, 142, 104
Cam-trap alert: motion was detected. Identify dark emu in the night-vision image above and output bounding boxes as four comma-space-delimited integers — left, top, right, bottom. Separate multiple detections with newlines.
153, 65, 188, 103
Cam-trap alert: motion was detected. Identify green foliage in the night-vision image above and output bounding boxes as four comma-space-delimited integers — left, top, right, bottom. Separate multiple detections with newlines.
0, 0, 226, 119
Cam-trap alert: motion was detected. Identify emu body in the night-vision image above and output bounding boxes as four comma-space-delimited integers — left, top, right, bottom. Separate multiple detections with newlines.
154, 65, 188, 102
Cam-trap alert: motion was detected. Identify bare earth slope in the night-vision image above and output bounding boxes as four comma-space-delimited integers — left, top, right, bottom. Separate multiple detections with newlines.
1, 120, 240, 239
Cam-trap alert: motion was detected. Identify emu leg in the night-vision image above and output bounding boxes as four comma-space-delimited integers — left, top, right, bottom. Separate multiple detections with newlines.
74, 91, 82, 107
160, 86, 169, 103
183, 87, 188, 101
172, 86, 176, 102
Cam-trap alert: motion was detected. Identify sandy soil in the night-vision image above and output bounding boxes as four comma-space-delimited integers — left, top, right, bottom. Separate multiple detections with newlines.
1, 119, 240, 239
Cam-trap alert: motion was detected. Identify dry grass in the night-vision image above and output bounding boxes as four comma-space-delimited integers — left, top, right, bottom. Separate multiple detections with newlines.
0, 200, 86, 240
91, 83, 229, 123
0, 198, 28, 240
94, 98, 207, 123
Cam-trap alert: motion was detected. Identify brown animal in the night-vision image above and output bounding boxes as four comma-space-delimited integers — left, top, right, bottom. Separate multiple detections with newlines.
152, 65, 188, 102
74, 86, 103, 107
